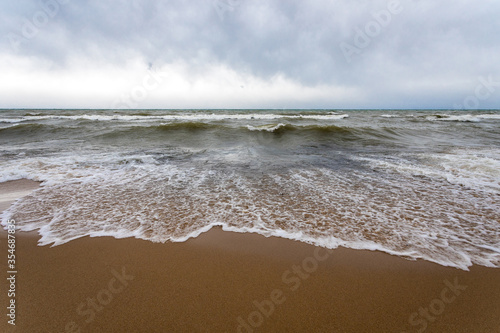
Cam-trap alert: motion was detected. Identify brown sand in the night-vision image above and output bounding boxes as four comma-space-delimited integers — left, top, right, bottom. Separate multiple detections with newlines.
1, 179, 499, 332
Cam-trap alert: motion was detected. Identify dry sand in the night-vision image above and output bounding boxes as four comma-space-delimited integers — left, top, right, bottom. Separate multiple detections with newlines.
0, 179, 499, 332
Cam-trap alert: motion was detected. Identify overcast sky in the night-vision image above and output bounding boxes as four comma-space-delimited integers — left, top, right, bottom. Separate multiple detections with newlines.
1, 0, 499, 109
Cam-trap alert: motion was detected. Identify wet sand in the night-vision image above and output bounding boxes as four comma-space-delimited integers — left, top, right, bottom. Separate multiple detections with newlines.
0, 179, 41, 212
0, 179, 499, 332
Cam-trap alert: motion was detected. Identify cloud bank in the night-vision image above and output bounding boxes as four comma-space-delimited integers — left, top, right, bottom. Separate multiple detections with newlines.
1, 0, 499, 109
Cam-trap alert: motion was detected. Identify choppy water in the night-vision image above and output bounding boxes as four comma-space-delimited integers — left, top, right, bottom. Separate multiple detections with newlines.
1, 109, 499, 270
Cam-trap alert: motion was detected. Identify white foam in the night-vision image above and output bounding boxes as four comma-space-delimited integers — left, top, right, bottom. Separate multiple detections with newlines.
430, 151, 500, 193
246, 123, 287, 132
0, 118, 26, 123
478, 114, 500, 120
356, 148, 500, 194
2, 149, 498, 271
297, 114, 349, 120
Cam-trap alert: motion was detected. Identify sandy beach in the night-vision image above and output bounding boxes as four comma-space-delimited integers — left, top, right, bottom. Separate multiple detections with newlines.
1, 179, 499, 332
2, 0, 500, 330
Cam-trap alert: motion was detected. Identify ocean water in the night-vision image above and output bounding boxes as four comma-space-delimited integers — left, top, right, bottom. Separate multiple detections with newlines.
1, 109, 499, 270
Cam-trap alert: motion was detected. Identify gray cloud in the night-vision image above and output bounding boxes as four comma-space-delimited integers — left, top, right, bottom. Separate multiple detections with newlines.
1, 0, 499, 108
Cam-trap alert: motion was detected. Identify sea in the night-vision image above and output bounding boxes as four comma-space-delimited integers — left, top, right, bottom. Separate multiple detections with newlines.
1, 109, 499, 270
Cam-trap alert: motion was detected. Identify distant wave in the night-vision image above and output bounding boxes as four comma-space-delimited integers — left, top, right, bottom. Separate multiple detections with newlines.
375, 113, 500, 122
4, 112, 500, 124
0, 123, 50, 133
0, 118, 25, 123
426, 114, 500, 122
379, 114, 402, 118
0, 113, 349, 123
0, 121, 427, 148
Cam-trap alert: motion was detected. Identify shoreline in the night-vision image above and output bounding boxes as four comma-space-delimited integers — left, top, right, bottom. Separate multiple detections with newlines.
1, 179, 499, 332
0, 179, 41, 213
